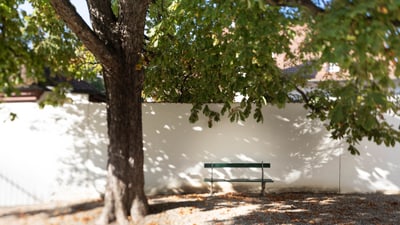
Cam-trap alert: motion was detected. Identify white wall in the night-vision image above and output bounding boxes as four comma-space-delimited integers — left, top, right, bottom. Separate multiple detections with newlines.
142, 103, 344, 195
0, 95, 107, 206
340, 113, 400, 194
0, 94, 399, 206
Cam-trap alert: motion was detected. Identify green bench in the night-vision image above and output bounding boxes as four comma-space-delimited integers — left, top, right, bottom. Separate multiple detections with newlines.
204, 162, 273, 196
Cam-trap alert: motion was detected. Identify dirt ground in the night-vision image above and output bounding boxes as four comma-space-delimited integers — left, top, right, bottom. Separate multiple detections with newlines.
1, 192, 400, 225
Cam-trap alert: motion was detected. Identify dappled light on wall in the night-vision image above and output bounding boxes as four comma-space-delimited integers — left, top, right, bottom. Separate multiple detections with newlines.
1, 101, 400, 206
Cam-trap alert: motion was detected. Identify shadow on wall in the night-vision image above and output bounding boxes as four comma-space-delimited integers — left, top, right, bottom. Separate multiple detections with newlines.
0, 95, 108, 204
56, 98, 108, 198
55, 101, 344, 196
1, 100, 399, 206
40, 101, 400, 196
341, 113, 400, 194
142, 103, 345, 195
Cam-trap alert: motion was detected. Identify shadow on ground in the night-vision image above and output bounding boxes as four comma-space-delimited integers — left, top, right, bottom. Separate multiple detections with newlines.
1, 193, 400, 224
222, 193, 398, 224
0, 200, 103, 218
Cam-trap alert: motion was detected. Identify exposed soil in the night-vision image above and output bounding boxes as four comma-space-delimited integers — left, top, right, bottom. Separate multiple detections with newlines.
1, 192, 400, 225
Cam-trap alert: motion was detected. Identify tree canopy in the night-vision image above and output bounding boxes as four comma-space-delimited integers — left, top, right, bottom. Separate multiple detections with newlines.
2, 0, 399, 152
145, 0, 400, 154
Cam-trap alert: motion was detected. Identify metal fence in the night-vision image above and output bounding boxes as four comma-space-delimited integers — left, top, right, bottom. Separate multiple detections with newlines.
0, 172, 43, 206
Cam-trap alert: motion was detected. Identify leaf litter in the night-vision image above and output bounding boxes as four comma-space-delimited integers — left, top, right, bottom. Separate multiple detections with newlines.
0, 192, 399, 224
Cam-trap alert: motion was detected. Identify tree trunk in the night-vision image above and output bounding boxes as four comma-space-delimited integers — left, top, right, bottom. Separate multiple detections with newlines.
97, 66, 148, 225
49, 1, 151, 224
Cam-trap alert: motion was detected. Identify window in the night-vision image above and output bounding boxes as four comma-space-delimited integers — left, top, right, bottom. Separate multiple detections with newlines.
327, 63, 340, 73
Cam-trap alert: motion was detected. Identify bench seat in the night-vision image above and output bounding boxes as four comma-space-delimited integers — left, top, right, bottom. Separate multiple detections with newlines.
204, 161, 273, 195
204, 178, 274, 183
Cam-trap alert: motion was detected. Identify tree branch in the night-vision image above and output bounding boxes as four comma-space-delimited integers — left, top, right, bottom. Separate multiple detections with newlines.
294, 86, 310, 104
49, 0, 118, 70
86, 0, 117, 42
265, 0, 325, 15
392, 19, 400, 27
118, 0, 150, 41
117, 0, 150, 63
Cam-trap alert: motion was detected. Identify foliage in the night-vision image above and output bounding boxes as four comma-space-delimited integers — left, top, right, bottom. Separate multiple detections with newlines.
302, 0, 400, 154
146, 0, 400, 154
145, 0, 300, 125
0, 0, 32, 95
0, 0, 99, 105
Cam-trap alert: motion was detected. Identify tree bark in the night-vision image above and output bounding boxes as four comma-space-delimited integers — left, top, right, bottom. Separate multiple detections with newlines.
49, 0, 119, 70
49, 0, 150, 224
97, 67, 148, 225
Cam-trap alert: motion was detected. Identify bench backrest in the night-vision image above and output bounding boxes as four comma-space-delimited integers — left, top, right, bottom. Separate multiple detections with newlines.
204, 163, 270, 168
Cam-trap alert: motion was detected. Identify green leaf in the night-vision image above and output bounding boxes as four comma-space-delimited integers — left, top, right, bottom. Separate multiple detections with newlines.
348, 145, 360, 155
9, 112, 17, 121
330, 105, 344, 124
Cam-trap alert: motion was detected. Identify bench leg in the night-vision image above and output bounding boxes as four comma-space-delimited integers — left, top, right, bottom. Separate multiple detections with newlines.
209, 167, 213, 196
261, 182, 265, 196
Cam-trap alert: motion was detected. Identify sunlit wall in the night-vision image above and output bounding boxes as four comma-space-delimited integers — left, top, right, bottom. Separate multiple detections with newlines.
0, 94, 399, 206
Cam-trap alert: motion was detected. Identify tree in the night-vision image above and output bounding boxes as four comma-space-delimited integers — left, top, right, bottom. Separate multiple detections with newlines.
1, 0, 399, 224
47, 1, 149, 225
2, 1, 148, 224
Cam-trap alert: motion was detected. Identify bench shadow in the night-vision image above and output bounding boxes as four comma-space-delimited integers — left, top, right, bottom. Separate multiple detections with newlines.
149, 197, 219, 214
148, 192, 265, 215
